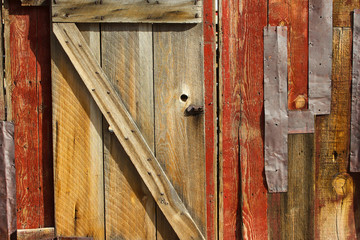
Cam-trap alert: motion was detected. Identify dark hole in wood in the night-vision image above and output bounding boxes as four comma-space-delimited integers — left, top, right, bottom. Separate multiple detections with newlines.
180, 94, 188, 102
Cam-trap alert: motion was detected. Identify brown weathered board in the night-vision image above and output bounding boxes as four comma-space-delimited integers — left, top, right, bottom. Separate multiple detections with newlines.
281, 134, 315, 239
52, 0, 202, 23
52, 23, 105, 239
153, 23, 206, 239
101, 23, 156, 239
52, 22, 205, 240
314, 27, 356, 240
17, 227, 55, 240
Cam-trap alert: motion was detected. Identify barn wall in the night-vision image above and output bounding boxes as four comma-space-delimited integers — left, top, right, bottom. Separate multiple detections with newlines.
4, 0, 360, 239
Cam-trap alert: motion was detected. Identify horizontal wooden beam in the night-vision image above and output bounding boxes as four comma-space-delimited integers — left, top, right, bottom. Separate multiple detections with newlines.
21, 0, 48, 6
52, 22, 205, 240
17, 228, 55, 240
52, 0, 202, 23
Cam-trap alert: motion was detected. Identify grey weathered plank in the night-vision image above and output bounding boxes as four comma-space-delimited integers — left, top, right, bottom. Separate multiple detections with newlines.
153, 23, 206, 239
52, 22, 205, 240
52, 0, 202, 23
101, 23, 156, 239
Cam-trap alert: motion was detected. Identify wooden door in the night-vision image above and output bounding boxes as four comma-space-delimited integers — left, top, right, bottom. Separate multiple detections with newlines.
50, 1, 216, 239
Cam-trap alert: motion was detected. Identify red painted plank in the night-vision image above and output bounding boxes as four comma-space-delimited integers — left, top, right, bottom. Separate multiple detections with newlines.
9, 0, 53, 229
220, 0, 267, 239
219, 0, 240, 238
268, 0, 309, 110
238, 0, 268, 239
203, 0, 216, 239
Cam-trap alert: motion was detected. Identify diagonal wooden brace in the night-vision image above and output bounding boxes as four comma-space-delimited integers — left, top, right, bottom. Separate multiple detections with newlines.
52, 23, 205, 240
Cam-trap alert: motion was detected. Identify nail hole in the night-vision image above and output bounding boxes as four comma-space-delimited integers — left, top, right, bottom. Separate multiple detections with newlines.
180, 94, 188, 102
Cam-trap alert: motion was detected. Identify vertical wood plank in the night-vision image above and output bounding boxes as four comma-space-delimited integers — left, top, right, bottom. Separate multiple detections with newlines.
52, 23, 104, 238
220, 0, 268, 238
0, 4, 5, 120
3, 0, 11, 121
37, 6, 54, 227
333, 0, 360, 27
101, 23, 156, 240
218, 0, 241, 238
282, 134, 314, 239
203, 0, 217, 238
268, 0, 309, 110
9, 0, 53, 229
153, 23, 206, 240
314, 27, 356, 240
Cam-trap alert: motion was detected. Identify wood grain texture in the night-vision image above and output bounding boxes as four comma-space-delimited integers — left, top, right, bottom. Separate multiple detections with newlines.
101, 23, 156, 240
268, 0, 308, 110
52, 0, 202, 23
53, 23, 205, 240
203, 0, 217, 238
17, 227, 55, 240
153, 23, 206, 240
218, 0, 241, 238
3, 0, 11, 121
9, 0, 53, 229
52, 23, 105, 239
220, 0, 268, 239
21, 0, 48, 6
282, 134, 315, 239
333, 0, 360, 27
314, 27, 356, 240
0, 4, 5, 121
268, 135, 315, 240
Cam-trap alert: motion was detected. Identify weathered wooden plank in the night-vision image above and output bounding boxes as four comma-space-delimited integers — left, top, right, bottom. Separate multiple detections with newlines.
221, 0, 268, 238
10, 1, 40, 228
153, 23, 206, 240
268, 0, 309, 110
333, 0, 360, 27
153, 23, 205, 240
53, 22, 205, 240
218, 0, 241, 238
0, 122, 15, 240
17, 228, 55, 240
21, 0, 48, 6
314, 27, 356, 240
203, 0, 217, 237
3, 0, 11, 121
281, 134, 314, 240
101, 23, 156, 239
0, 4, 5, 121
264, 26, 288, 193
52, 0, 202, 23
9, 0, 53, 229
52, 23, 104, 239
37, 5, 54, 227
